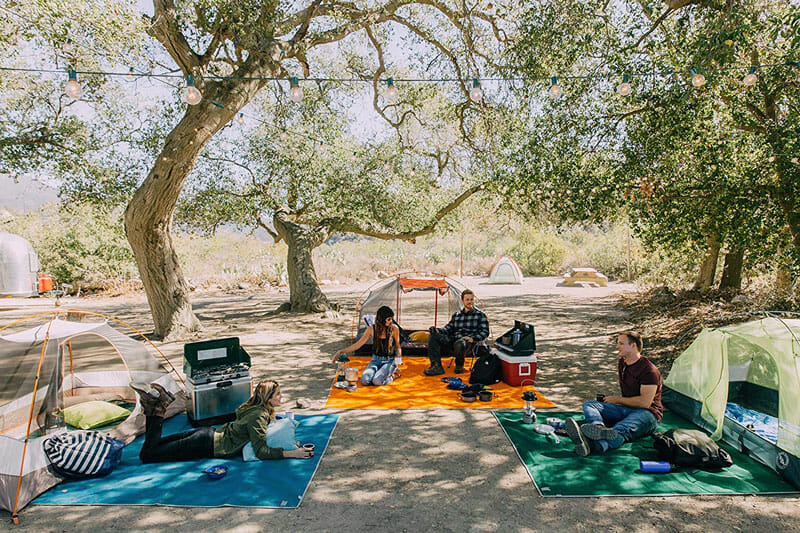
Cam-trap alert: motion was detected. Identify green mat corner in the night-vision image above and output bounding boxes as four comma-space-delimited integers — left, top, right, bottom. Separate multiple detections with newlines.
493, 410, 799, 497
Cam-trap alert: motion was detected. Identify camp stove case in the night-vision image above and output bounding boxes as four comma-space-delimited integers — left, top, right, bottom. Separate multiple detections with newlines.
184, 337, 252, 427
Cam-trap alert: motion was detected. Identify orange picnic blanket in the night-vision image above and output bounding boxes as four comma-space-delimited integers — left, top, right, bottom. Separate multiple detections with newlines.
325, 357, 556, 409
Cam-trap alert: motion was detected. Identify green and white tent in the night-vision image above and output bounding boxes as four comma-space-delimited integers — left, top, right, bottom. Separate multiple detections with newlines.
663, 316, 800, 489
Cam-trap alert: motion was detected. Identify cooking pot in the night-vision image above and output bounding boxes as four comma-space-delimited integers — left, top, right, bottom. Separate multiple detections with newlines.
478, 390, 494, 402
458, 390, 478, 403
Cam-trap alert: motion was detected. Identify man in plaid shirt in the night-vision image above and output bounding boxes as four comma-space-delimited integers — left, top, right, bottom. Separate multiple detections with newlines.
424, 289, 490, 376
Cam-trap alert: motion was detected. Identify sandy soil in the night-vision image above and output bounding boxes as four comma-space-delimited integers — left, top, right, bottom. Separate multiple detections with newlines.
2, 277, 799, 532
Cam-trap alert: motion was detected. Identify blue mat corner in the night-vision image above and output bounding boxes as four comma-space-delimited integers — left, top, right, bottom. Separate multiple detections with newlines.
34, 413, 338, 508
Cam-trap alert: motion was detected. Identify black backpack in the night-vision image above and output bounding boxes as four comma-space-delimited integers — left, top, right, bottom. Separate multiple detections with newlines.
652, 429, 733, 470
469, 346, 502, 385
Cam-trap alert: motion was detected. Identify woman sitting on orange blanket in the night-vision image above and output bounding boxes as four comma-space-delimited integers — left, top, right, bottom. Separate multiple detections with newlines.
333, 305, 401, 386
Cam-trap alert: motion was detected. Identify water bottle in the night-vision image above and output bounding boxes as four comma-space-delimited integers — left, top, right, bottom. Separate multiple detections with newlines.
640, 460, 671, 473
395, 354, 403, 367
512, 329, 522, 346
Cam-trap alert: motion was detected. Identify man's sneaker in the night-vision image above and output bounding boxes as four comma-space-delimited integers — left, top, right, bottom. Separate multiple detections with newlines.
423, 363, 445, 376
581, 423, 620, 442
454, 365, 465, 374
565, 417, 590, 457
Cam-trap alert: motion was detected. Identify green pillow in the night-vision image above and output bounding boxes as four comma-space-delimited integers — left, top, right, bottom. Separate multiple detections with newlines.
63, 401, 132, 430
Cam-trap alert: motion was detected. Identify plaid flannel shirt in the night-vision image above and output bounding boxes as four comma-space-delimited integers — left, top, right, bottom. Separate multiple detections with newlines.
441, 307, 490, 342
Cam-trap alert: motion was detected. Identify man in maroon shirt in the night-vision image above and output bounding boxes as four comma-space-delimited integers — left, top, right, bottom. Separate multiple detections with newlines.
565, 331, 663, 456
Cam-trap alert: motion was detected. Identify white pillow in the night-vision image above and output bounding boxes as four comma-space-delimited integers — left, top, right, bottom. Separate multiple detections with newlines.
242, 417, 299, 461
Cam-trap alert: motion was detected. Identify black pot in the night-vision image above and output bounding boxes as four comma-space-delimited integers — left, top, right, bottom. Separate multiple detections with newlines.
478, 390, 493, 402
459, 391, 478, 403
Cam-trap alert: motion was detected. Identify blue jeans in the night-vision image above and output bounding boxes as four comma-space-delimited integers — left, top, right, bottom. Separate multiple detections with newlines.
581, 401, 658, 453
361, 355, 397, 386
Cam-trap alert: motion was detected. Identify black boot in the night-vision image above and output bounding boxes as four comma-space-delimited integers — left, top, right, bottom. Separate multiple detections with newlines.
424, 361, 445, 376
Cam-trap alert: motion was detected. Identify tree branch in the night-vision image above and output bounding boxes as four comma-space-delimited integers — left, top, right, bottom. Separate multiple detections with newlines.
148, 0, 202, 75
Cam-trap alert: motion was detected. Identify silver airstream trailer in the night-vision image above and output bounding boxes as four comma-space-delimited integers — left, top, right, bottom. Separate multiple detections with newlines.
0, 232, 38, 297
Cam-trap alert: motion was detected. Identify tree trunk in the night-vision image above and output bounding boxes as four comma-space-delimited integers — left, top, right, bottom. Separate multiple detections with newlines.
273, 210, 335, 313
719, 247, 744, 291
692, 236, 720, 290
124, 62, 274, 339
775, 242, 793, 296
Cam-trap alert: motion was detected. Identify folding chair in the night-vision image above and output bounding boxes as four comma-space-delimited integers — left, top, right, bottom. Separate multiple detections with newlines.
446, 339, 487, 371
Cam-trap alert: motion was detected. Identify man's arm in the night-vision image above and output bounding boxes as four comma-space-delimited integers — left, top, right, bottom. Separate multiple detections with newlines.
474, 312, 490, 342
605, 385, 657, 409
440, 313, 457, 336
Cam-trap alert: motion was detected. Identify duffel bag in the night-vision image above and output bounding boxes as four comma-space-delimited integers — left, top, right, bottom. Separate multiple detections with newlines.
44, 431, 126, 479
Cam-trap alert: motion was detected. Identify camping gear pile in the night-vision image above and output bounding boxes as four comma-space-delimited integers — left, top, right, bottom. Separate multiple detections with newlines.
351, 273, 486, 356
492, 321, 537, 386
0, 312, 183, 520
663, 316, 800, 489
183, 337, 251, 427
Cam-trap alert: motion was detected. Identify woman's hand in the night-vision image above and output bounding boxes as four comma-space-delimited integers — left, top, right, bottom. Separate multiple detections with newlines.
283, 447, 314, 459
332, 350, 343, 363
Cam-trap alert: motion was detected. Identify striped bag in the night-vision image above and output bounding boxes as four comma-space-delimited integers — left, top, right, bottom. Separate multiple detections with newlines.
43, 431, 126, 479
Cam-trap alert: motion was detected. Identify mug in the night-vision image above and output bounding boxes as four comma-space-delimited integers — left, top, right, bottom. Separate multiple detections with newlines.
596, 394, 606, 402
303, 443, 315, 452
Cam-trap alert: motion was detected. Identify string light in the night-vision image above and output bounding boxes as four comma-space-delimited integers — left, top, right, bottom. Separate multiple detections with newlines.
617, 74, 632, 96
64, 69, 81, 98
742, 66, 758, 86
289, 77, 303, 102
792, 157, 799, 164
237, 113, 244, 125
768, 156, 776, 162
280, 128, 287, 139
549, 76, 562, 98
62, 38, 73, 55
386, 77, 398, 101
469, 78, 483, 102
127, 67, 134, 79
690, 69, 706, 87
181, 75, 202, 105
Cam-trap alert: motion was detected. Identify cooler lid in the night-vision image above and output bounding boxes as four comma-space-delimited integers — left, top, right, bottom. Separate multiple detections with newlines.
183, 337, 250, 370
493, 348, 537, 363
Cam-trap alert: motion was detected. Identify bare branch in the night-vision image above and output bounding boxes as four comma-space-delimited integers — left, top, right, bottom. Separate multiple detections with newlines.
148, 0, 202, 75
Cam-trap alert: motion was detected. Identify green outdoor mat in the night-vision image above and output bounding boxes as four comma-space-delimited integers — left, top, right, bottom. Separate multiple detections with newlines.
494, 411, 799, 497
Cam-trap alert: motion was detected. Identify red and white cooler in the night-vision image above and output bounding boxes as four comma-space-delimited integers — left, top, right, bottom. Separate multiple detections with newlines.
494, 349, 537, 386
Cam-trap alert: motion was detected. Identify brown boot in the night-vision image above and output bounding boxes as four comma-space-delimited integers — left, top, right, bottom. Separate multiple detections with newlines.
130, 382, 167, 417
423, 362, 445, 376
150, 382, 176, 406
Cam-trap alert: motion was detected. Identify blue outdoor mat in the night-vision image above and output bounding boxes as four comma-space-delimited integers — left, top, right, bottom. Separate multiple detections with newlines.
34, 413, 338, 508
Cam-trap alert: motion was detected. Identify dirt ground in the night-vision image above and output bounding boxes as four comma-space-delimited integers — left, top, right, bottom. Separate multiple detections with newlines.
2, 277, 799, 532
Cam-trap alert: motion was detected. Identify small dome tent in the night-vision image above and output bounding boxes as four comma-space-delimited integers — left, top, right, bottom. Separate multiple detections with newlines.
0, 311, 183, 520
0, 232, 38, 297
663, 316, 800, 489
487, 257, 523, 285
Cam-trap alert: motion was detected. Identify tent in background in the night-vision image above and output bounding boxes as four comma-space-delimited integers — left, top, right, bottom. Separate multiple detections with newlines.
663, 316, 800, 490
0, 312, 183, 521
487, 257, 523, 285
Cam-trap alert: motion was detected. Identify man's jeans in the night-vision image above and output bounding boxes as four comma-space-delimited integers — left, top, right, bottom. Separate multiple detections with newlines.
427, 332, 472, 367
361, 355, 397, 386
581, 400, 658, 453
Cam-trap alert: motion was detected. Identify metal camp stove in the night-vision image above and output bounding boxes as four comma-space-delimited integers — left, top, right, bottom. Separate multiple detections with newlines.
184, 337, 252, 427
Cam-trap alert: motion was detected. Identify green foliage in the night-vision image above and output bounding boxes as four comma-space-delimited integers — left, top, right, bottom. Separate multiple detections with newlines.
2, 204, 136, 286
510, 231, 571, 276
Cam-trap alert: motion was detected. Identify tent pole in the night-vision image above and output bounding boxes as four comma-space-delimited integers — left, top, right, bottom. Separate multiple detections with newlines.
12, 314, 56, 524
435, 291, 438, 328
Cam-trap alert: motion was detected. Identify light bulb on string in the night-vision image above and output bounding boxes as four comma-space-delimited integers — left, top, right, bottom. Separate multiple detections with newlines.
690, 69, 706, 88
64, 69, 82, 98
289, 77, 303, 102
469, 78, 483, 103
386, 77, 398, 101
237, 113, 244, 125
384, 162, 391, 171
768, 156, 776, 163
616, 74, 632, 96
549, 76, 562, 98
127, 67, 134, 79
742, 66, 758, 87
792, 157, 799, 165
410, 169, 415, 177
280, 128, 287, 139
181, 75, 202, 105
62, 38, 73, 55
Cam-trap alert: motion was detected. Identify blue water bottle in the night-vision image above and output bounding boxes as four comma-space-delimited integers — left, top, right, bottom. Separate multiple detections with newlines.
640, 460, 671, 473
